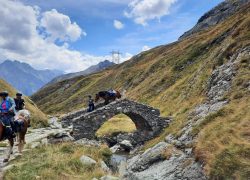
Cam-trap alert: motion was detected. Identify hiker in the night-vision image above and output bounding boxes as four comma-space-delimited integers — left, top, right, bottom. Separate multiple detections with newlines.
14, 92, 25, 112
87, 95, 95, 112
0, 91, 16, 138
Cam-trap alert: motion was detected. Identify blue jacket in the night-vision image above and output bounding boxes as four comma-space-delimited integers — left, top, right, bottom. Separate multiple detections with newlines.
0, 97, 16, 114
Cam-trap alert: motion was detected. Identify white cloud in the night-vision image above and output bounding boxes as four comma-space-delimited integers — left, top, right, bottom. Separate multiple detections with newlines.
142, 45, 151, 51
125, 0, 177, 26
0, 0, 38, 54
113, 20, 125, 29
41, 9, 85, 42
0, 0, 113, 73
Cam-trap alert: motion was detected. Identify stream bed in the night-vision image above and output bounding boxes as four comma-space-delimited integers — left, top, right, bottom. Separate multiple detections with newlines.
109, 152, 128, 172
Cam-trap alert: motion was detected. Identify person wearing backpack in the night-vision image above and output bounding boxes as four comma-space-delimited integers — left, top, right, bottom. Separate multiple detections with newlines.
0, 91, 16, 138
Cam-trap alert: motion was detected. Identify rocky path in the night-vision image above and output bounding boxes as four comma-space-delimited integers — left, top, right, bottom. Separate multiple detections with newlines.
0, 118, 71, 179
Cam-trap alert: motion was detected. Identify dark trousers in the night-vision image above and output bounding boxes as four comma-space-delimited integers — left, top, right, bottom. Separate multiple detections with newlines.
88, 104, 95, 112
0, 114, 15, 136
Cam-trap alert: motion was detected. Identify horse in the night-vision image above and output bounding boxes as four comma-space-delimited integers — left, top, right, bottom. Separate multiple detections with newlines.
0, 122, 14, 162
15, 110, 30, 155
95, 90, 121, 105
0, 110, 30, 162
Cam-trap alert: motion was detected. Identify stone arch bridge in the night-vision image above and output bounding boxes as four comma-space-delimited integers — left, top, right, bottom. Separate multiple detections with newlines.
61, 99, 172, 145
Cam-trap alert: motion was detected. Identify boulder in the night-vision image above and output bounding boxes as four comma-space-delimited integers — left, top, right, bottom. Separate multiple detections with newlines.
48, 131, 74, 144
100, 175, 120, 180
110, 144, 122, 153
79, 155, 97, 166
75, 138, 101, 147
100, 160, 111, 173
126, 142, 169, 172
119, 140, 133, 151
49, 117, 62, 129
123, 143, 206, 180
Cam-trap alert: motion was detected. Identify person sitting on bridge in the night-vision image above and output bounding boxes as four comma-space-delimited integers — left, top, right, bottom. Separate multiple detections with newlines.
87, 95, 95, 112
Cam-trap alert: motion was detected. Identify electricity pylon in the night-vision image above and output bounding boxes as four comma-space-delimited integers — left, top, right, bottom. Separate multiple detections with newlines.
110, 50, 122, 64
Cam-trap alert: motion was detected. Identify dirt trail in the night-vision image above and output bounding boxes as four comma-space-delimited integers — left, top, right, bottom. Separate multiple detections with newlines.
0, 118, 68, 179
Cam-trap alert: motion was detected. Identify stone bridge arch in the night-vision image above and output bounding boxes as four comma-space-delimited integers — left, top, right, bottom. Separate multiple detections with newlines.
62, 99, 172, 145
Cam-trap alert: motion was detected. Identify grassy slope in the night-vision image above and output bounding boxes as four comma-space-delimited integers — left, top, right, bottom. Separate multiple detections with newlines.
5, 143, 112, 180
0, 79, 47, 127
32, 4, 250, 178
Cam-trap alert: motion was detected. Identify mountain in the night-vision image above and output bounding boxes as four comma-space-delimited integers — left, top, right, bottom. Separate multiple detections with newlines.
0, 60, 63, 95
48, 60, 115, 84
180, 0, 249, 39
32, 0, 250, 178
0, 79, 47, 127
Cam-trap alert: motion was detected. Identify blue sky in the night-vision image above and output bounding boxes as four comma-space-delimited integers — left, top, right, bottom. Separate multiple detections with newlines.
23, 0, 223, 55
0, 0, 224, 72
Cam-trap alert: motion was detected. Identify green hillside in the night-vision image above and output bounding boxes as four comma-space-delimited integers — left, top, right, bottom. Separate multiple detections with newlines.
0, 79, 47, 127
32, 3, 250, 178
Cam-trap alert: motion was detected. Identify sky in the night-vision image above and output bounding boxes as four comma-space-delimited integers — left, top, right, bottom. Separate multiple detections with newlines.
0, 0, 224, 73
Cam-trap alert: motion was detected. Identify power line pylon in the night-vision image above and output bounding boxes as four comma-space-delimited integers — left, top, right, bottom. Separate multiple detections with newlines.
110, 50, 122, 64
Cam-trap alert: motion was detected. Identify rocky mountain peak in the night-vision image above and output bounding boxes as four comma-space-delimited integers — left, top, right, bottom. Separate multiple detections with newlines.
179, 0, 250, 40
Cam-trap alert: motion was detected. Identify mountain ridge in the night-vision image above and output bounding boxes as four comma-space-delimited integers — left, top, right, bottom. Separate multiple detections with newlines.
179, 0, 249, 39
48, 60, 115, 85
0, 60, 63, 95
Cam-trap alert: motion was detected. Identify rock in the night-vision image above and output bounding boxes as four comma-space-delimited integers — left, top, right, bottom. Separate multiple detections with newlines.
100, 160, 111, 173
92, 178, 98, 180
79, 155, 97, 166
53, 131, 67, 138
123, 146, 206, 180
35, 176, 41, 180
48, 131, 74, 144
119, 140, 133, 151
49, 117, 62, 129
100, 175, 120, 180
75, 138, 101, 147
110, 144, 122, 153
126, 142, 169, 172
185, 148, 193, 156
165, 134, 182, 146
41, 138, 48, 146
2, 164, 15, 173
30, 142, 41, 149
179, 0, 249, 40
